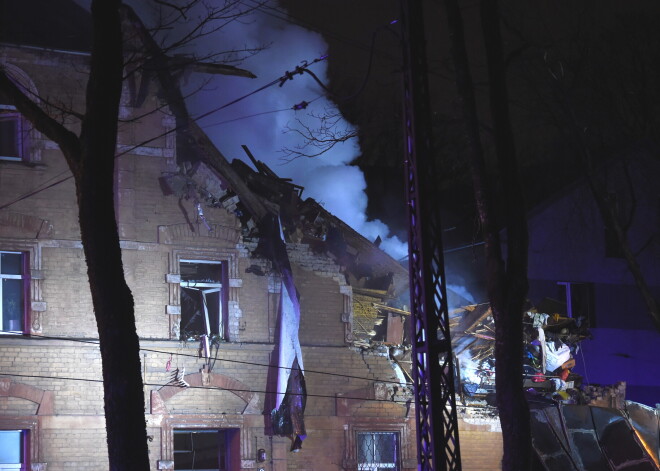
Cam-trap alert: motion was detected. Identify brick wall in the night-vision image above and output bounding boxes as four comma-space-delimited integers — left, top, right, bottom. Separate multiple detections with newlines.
0, 45, 506, 471
458, 418, 503, 471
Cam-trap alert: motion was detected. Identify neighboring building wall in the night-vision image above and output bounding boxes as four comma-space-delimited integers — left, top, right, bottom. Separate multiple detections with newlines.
526, 157, 660, 406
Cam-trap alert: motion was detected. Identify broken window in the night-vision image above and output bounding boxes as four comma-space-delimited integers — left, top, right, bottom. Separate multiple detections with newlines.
0, 106, 25, 161
1, 251, 27, 334
0, 430, 27, 470
357, 431, 400, 471
180, 260, 226, 341
173, 429, 238, 470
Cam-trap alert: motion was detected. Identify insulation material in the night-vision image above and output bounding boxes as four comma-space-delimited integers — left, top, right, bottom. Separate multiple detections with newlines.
546, 342, 571, 373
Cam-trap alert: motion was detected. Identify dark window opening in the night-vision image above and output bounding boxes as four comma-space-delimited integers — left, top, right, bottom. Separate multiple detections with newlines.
0, 109, 24, 161
557, 281, 595, 328
1, 251, 27, 333
180, 260, 226, 341
357, 431, 400, 471
173, 429, 238, 471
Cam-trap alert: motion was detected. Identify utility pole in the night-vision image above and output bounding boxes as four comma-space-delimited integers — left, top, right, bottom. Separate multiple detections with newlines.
400, 1, 462, 469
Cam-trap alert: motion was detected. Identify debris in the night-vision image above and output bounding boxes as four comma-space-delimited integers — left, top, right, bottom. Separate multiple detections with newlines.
168, 366, 189, 388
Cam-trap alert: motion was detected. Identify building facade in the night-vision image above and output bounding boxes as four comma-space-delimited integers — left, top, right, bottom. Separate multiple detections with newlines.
0, 7, 507, 469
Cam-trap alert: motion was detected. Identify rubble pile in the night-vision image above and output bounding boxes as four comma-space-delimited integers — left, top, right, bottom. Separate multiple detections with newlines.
453, 304, 591, 406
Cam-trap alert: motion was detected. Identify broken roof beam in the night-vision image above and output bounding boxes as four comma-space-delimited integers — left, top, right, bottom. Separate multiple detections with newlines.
121, 5, 270, 223
372, 303, 410, 316
241, 145, 304, 198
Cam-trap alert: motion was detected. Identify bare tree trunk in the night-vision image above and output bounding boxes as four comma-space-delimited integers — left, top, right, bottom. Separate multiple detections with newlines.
480, 1, 531, 469
1, 1, 150, 468
79, 1, 150, 469
442, 0, 531, 468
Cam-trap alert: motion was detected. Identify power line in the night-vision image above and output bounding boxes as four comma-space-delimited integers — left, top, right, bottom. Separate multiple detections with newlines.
0, 56, 327, 210
0, 170, 72, 211
199, 94, 323, 130
1, 97, 316, 211
1, 331, 412, 386
0, 371, 410, 405
114, 55, 328, 159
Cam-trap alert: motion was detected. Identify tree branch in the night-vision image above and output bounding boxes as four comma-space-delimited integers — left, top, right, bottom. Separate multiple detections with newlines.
0, 67, 81, 173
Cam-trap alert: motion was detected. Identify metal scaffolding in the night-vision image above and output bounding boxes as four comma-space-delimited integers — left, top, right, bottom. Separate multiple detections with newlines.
400, 1, 462, 469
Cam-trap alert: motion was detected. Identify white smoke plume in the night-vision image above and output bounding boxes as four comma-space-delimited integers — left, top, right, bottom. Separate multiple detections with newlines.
180, 3, 408, 260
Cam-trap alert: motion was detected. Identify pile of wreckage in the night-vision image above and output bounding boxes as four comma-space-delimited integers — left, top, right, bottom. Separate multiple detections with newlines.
162, 136, 660, 467
452, 304, 660, 470
451, 303, 590, 406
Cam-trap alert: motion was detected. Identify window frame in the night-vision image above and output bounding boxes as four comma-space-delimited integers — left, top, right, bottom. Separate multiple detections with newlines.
356, 431, 400, 471
557, 281, 595, 327
159, 418, 243, 471
179, 259, 228, 341
0, 418, 38, 471
173, 428, 227, 471
0, 250, 29, 334
0, 106, 25, 162
343, 422, 412, 471
0, 429, 28, 470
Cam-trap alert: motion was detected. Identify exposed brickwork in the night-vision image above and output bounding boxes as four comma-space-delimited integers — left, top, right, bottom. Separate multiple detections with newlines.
457, 418, 504, 471
0, 44, 506, 471
41, 427, 109, 471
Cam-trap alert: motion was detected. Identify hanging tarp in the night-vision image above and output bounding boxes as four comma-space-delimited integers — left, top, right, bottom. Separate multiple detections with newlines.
257, 215, 307, 451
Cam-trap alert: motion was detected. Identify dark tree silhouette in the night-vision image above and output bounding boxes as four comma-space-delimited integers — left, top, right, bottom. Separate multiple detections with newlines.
1, 1, 265, 467
442, 0, 531, 469
504, 1, 660, 333
0, 1, 150, 468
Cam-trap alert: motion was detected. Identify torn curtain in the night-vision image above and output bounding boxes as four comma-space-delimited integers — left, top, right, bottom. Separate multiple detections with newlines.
260, 215, 307, 450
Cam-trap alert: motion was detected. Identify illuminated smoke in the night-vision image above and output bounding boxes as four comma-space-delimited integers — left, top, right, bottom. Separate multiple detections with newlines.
183, 4, 408, 260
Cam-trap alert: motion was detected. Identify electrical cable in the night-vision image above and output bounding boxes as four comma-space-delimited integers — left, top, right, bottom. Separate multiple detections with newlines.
0, 371, 410, 404
0, 370, 502, 412
114, 55, 328, 159
0, 91, 324, 211
579, 345, 590, 386
199, 94, 323, 130
1, 331, 413, 386
0, 171, 73, 211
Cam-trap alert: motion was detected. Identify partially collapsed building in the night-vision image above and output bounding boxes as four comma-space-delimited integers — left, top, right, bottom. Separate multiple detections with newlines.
4, 3, 658, 471
0, 4, 426, 470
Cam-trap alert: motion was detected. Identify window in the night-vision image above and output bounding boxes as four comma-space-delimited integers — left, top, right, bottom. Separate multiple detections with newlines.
557, 281, 595, 327
357, 431, 400, 471
0, 430, 28, 470
0, 106, 25, 162
173, 429, 238, 470
180, 260, 226, 341
1, 251, 27, 333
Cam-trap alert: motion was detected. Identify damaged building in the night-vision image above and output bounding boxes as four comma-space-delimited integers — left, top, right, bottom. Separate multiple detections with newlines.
0, 1, 511, 469
5, 3, 657, 471
0, 3, 424, 470
450, 302, 660, 470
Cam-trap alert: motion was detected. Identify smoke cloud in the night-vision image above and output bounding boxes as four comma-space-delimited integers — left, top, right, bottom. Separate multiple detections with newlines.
182, 3, 408, 260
